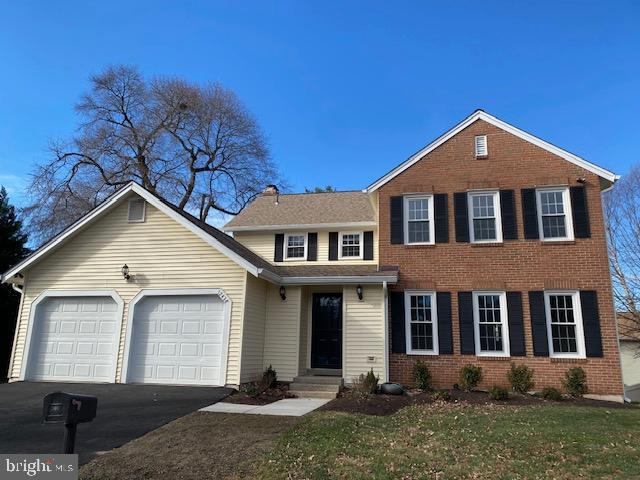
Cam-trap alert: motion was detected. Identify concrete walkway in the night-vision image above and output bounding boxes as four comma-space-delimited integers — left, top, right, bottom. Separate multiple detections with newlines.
199, 397, 331, 416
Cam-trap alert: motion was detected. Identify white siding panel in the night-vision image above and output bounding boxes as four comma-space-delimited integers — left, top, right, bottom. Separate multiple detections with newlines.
621, 341, 640, 401
343, 285, 386, 383
263, 285, 301, 381
11, 193, 247, 385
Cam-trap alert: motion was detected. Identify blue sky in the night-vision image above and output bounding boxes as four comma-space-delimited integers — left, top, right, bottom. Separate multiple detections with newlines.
0, 1, 639, 206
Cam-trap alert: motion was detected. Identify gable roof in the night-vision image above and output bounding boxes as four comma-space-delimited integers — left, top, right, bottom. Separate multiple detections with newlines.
223, 191, 377, 232
365, 110, 619, 193
1, 182, 397, 285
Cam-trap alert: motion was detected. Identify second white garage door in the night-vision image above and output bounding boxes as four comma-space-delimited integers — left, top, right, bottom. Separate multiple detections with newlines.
127, 295, 226, 386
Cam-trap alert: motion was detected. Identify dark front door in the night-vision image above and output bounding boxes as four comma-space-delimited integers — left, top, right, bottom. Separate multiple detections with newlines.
311, 293, 343, 369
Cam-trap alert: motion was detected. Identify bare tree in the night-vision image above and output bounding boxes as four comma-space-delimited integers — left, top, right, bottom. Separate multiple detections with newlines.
24, 65, 282, 243
605, 164, 640, 347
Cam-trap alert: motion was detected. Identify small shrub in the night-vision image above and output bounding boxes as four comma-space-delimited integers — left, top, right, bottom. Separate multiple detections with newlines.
412, 360, 432, 391
507, 363, 534, 394
563, 367, 588, 397
458, 365, 483, 391
352, 369, 379, 396
432, 390, 451, 401
541, 387, 563, 401
261, 364, 278, 390
240, 382, 260, 398
489, 386, 509, 401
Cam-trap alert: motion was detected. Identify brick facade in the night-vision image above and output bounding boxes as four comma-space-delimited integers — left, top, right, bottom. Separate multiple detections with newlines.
378, 119, 623, 395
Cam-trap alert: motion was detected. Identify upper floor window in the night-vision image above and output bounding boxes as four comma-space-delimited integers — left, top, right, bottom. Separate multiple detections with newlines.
403, 195, 434, 245
339, 232, 362, 259
545, 291, 585, 358
473, 291, 509, 356
468, 191, 502, 243
284, 233, 307, 260
536, 188, 574, 241
404, 291, 438, 354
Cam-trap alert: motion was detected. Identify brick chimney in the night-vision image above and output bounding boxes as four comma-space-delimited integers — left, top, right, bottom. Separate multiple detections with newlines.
262, 184, 279, 196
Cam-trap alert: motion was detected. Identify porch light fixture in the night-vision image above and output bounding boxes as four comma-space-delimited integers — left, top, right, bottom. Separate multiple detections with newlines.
279, 286, 286, 301
356, 284, 363, 301
121, 264, 131, 281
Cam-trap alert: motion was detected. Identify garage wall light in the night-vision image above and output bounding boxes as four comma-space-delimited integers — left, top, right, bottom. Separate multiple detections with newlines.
121, 264, 131, 281
279, 286, 286, 301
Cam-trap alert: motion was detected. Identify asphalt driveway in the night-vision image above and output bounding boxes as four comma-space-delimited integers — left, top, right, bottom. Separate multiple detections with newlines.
0, 382, 231, 464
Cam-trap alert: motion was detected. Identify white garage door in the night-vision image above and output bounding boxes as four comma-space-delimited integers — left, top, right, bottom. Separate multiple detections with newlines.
28, 297, 119, 382
127, 295, 226, 386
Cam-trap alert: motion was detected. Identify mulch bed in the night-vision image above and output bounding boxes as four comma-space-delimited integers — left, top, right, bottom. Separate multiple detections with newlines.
319, 388, 627, 416
222, 382, 294, 405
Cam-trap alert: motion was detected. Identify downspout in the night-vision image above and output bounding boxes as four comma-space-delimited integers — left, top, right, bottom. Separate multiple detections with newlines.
7, 281, 25, 382
383, 281, 389, 383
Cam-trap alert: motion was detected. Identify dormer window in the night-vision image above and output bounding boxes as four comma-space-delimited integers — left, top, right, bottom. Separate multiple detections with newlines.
475, 135, 488, 157
284, 233, 307, 260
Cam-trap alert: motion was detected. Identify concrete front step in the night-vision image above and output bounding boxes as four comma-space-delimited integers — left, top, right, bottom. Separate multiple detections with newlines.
292, 375, 344, 385
290, 390, 338, 399
289, 383, 341, 393
306, 368, 342, 376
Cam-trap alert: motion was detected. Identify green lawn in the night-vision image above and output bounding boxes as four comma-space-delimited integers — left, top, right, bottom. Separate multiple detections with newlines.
254, 403, 640, 480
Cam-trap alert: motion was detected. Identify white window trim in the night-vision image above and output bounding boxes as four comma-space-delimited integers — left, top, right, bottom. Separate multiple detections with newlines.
127, 198, 146, 223
403, 194, 434, 245
544, 290, 586, 359
475, 135, 488, 157
404, 290, 439, 355
473, 291, 510, 357
467, 190, 503, 243
338, 231, 364, 260
536, 187, 574, 241
283, 233, 308, 261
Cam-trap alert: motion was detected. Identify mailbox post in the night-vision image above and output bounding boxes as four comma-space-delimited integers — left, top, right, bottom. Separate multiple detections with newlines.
43, 392, 98, 454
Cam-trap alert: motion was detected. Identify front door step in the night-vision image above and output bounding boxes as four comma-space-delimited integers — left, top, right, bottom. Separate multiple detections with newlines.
306, 368, 342, 377
289, 375, 343, 399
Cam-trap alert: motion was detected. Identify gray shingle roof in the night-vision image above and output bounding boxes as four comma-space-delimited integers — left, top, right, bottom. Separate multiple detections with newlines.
224, 191, 376, 230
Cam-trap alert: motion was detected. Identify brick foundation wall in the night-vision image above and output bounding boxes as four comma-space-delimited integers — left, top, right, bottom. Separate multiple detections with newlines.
379, 119, 623, 395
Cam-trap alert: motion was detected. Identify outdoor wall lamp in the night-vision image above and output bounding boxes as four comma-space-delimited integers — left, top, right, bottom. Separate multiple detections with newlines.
121, 264, 131, 281
356, 284, 363, 301
279, 286, 286, 301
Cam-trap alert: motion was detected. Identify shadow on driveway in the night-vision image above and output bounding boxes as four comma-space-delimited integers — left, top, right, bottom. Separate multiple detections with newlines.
0, 382, 231, 464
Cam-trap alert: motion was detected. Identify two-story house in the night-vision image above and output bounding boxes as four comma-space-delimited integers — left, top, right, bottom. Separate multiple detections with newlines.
1, 110, 623, 400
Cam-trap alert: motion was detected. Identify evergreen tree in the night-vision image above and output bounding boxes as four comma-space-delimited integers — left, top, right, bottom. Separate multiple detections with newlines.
0, 187, 29, 381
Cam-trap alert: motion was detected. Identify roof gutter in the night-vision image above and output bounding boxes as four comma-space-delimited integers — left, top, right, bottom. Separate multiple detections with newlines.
224, 221, 378, 233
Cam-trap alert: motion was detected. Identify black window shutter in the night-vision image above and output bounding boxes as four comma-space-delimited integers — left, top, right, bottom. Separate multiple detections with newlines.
437, 292, 453, 354
529, 291, 549, 356
454, 192, 469, 243
500, 189, 518, 240
363, 231, 374, 260
458, 291, 475, 354
434, 193, 449, 243
507, 292, 526, 356
580, 291, 603, 357
307, 233, 318, 261
328, 232, 338, 260
570, 186, 591, 238
274, 234, 284, 262
521, 189, 539, 239
390, 291, 406, 353
390, 196, 404, 244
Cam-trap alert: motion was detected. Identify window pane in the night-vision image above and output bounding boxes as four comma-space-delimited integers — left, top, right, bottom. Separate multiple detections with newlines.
477, 294, 503, 353
408, 198, 428, 221
540, 191, 565, 215
542, 216, 567, 238
408, 221, 429, 243
409, 294, 434, 351
341, 233, 361, 257
549, 294, 578, 354
473, 218, 497, 241
472, 194, 495, 218
286, 235, 305, 258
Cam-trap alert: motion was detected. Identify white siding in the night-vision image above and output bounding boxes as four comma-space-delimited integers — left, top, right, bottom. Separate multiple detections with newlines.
10, 193, 248, 386
621, 340, 640, 401
343, 285, 386, 383
234, 230, 378, 266
263, 284, 301, 381
240, 273, 268, 383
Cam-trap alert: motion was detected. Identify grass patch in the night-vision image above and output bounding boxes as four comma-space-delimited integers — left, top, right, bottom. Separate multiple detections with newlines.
255, 403, 640, 479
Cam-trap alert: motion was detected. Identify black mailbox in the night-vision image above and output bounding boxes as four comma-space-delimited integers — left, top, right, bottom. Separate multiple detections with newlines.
43, 392, 98, 425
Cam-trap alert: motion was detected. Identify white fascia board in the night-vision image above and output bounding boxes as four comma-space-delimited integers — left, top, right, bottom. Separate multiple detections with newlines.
223, 221, 378, 233
365, 110, 618, 192
278, 275, 398, 285
2, 182, 261, 283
